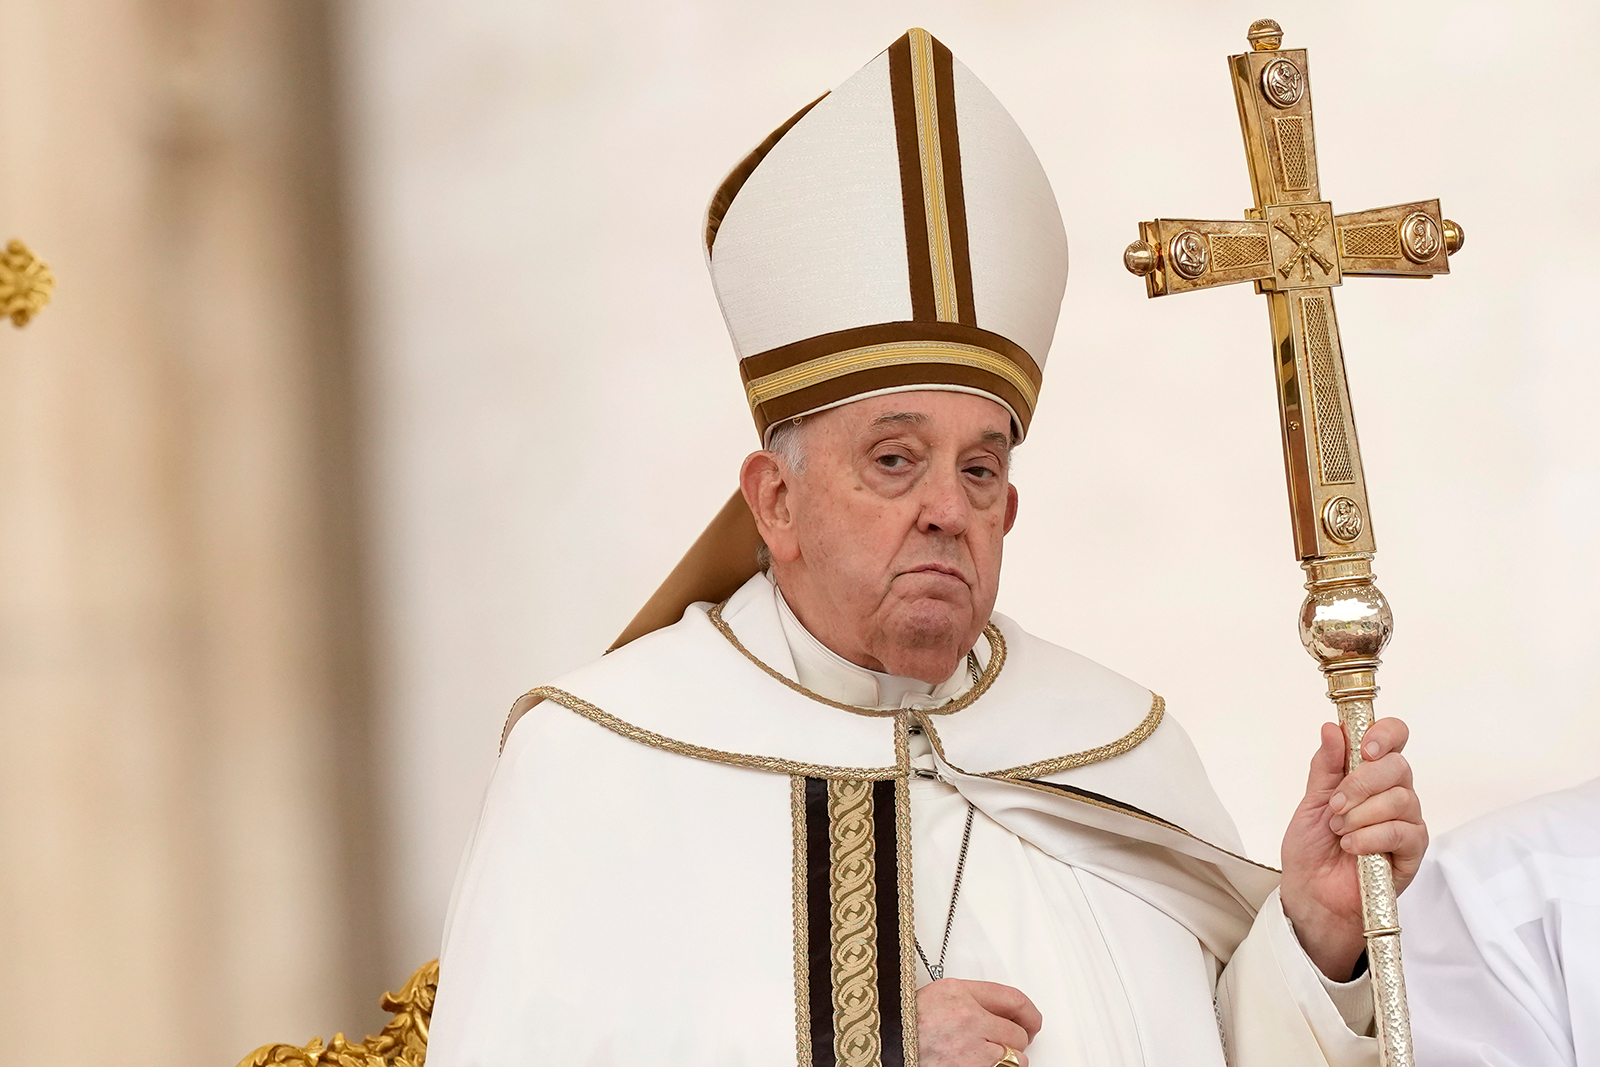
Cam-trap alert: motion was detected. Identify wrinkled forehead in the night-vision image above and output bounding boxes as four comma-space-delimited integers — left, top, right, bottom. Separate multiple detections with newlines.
768, 388, 1020, 449
792, 389, 1017, 452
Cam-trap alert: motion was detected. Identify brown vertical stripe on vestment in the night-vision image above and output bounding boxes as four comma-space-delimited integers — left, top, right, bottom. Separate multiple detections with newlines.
872, 779, 907, 1067
930, 38, 975, 325
805, 777, 838, 1067
887, 34, 936, 321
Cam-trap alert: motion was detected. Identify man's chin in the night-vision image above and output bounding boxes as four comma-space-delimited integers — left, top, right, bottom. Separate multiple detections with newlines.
874, 597, 979, 677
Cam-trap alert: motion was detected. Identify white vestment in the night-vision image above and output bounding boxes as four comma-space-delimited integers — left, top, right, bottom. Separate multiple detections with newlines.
1400, 777, 1600, 1067
429, 574, 1377, 1066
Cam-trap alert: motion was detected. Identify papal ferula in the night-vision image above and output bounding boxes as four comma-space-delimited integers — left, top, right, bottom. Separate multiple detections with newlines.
428, 28, 1426, 1067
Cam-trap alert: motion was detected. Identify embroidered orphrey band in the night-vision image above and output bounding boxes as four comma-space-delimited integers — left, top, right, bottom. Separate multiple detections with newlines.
798, 776, 911, 1067
830, 780, 881, 1066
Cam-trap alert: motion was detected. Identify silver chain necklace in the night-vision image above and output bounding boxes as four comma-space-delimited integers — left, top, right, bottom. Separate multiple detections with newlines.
915, 800, 975, 982
912, 650, 982, 983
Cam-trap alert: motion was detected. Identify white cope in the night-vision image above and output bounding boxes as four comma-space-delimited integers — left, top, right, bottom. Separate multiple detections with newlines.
429, 573, 1378, 1066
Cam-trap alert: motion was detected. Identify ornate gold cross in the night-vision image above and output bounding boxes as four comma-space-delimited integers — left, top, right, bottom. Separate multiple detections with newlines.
0, 239, 55, 327
1122, 20, 1463, 1067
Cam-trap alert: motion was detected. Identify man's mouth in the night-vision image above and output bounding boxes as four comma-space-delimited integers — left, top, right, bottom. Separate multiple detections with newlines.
903, 563, 967, 583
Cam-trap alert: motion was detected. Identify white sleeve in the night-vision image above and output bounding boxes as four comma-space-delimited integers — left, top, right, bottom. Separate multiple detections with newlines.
1216, 888, 1379, 1067
1401, 855, 1574, 1067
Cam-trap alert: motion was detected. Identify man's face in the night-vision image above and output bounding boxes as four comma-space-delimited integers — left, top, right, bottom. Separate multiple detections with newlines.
743, 390, 1019, 684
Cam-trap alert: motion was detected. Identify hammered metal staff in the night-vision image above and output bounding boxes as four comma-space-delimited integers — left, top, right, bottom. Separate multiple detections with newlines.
1121, 19, 1463, 1067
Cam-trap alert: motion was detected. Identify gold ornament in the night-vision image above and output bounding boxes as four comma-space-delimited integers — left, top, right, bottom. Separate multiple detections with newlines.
235, 959, 437, 1067
0, 239, 55, 327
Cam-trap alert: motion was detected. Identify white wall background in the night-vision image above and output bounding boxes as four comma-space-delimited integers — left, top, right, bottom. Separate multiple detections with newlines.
338, 0, 1600, 971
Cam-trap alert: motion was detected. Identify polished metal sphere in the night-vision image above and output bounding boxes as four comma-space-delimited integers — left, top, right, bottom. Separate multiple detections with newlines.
1299, 582, 1393, 664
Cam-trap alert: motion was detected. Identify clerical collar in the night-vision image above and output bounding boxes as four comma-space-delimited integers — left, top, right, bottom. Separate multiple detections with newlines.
771, 581, 973, 710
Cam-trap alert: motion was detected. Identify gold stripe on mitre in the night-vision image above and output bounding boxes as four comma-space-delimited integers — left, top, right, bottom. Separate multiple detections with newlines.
737, 321, 1045, 444
746, 339, 1038, 415
907, 27, 959, 323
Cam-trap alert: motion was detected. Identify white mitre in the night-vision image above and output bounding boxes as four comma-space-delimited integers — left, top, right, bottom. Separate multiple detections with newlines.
617, 27, 1068, 647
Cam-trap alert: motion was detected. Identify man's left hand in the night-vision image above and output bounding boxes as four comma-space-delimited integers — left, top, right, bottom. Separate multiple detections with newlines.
1280, 717, 1428, 981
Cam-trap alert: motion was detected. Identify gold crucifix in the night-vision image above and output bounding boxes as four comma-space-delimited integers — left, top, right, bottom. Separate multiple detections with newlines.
1122, 19, 1463, 1067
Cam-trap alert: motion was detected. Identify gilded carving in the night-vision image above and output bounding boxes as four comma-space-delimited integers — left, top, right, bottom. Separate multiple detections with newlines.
236, 959, 437, 1067
0, 239, 55, 327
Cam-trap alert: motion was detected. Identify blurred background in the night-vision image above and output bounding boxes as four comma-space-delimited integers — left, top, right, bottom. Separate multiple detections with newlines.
1, 1, 1595, 1064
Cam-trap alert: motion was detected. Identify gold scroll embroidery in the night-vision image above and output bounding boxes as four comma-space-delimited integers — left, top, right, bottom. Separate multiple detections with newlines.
908, 27, 957, 321
829, 779, 881, 1066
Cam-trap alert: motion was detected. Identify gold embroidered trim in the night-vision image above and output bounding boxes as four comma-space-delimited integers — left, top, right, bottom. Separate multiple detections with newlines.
744, 340, 1038, 415
829, 780, 882, 1067
910, 692, 1164, 779
908, 27, 957, 322
792, 776, 812, 1067
894, 761, 920, 1066
509, 686, 902, 780
707, 602, 1006, 718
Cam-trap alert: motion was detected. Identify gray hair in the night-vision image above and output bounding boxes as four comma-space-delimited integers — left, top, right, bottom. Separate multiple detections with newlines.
756, 417, 809, 569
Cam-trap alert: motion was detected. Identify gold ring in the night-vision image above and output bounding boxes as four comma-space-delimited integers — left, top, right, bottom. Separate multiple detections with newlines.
993, 1047, 1023, 1067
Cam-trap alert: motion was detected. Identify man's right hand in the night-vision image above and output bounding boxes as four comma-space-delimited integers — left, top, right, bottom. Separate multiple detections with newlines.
916, 979, 1042, 1066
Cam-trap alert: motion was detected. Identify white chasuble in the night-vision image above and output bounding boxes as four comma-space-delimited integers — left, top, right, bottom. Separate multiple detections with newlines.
429, 574, 1377, 1066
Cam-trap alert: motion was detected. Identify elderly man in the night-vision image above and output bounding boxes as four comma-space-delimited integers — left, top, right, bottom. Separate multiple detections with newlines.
427, 29, 1427, 1067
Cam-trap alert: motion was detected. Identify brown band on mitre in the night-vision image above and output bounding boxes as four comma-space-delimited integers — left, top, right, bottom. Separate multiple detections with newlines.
706, 94, 829, 256
887, 29, 972, 327
887, 34, 935, 322
739, 321, 1042, 442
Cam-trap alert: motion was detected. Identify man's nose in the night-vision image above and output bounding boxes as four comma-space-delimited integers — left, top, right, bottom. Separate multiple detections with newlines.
916, 465, 970, 536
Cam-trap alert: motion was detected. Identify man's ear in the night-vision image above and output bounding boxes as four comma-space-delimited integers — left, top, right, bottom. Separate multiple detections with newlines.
1003, 483, 1019, 535
739, 450, 802, 563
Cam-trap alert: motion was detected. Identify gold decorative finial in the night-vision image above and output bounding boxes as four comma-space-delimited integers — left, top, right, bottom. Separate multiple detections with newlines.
1123, 240, 1158, 276
0, 239, 55, 327
1442, 219, 1465, 255
1247, 19, 1283, 51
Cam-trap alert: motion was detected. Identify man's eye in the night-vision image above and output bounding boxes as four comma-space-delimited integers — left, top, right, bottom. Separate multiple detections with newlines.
965, 465, 996, 479
877, 454, 908, 469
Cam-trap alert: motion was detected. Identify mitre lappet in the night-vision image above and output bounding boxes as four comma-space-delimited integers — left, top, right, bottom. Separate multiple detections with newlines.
615, 26, 1068, 648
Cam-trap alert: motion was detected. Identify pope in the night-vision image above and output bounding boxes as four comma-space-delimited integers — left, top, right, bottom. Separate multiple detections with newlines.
427, 28, 1427, 1067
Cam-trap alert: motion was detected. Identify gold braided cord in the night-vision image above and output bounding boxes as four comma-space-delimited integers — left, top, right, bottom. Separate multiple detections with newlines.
911, 693, 1165, 781
707, 602, 1006, 718
744, 341, 1038, 415
988, 694, 1165, 779
791, 775, 813, 1067
828, 780, 882, 1066
894, 769, 920, 1066
524, 686, 903, 780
